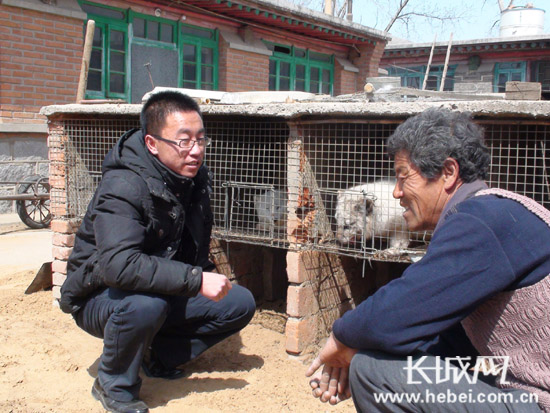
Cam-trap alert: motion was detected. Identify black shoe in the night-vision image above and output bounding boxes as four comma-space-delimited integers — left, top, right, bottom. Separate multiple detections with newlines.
142, 347, 185, 380
91, 378, 149, 413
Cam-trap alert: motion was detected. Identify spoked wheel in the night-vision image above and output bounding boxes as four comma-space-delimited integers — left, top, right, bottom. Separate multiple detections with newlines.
15, 175, 51, 229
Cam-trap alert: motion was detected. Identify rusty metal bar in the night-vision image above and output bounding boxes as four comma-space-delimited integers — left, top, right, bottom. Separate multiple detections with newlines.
0, 194, 50, 201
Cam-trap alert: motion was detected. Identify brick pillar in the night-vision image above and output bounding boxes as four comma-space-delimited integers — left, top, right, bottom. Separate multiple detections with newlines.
50, 219, 81, 300
285, 251, 353, 354
285, 126, 354, 354
47, 118, 81, 301
352, 41, 386, 87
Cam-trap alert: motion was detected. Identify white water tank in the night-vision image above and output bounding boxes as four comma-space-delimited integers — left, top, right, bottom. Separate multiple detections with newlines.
500, 6, 545, 37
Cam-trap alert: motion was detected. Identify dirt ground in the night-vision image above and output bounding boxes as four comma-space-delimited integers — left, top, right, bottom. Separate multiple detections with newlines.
0, 216, 355, 413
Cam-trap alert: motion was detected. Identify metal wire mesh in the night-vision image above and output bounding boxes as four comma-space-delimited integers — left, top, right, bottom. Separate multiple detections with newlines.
206, 117, 289, 247
290, 121, 427, 261
483, 122, 550, 207
53, 115, 550, 262
54, 118, 139, 217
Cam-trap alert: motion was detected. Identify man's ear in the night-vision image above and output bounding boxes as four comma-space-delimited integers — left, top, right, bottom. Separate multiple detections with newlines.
442, 158, 461, 190
144, 134, 159, 155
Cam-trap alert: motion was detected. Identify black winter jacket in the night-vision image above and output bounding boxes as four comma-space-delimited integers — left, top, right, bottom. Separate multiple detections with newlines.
59, 128, 215, 314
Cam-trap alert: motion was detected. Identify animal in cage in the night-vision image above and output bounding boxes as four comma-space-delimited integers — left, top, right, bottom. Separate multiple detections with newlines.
253, 189, 287, 231
335, 179, 409, 251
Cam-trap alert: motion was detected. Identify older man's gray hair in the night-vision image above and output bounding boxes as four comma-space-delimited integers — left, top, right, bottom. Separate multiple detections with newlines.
387, 108, 490, 183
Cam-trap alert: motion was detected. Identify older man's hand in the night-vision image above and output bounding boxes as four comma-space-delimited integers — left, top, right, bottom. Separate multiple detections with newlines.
306, 333, 358, 404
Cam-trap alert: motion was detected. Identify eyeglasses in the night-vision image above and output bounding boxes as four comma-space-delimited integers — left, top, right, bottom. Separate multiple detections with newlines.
150, 134, 211, 150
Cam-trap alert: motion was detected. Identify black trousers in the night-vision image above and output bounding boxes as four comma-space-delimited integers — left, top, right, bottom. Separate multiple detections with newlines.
75, 285, 256, 402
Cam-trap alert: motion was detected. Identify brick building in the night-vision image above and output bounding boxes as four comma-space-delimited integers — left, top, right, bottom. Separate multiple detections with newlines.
0, 0, 389, 212
0, 1, 86, 212
379, 33, 550, 98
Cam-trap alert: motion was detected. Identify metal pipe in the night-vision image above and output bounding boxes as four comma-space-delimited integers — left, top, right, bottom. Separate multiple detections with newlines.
0, 194, 50, 201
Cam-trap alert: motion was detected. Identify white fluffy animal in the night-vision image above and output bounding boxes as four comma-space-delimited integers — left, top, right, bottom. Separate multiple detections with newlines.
253, 189, 287, 231
335, 179, 409, 249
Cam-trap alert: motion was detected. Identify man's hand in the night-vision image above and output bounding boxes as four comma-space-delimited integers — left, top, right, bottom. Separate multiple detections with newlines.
200, 271, 232, 301
306, 333, 358, 404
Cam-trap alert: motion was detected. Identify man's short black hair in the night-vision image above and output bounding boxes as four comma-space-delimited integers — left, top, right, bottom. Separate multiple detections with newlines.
140, 91, 201, 136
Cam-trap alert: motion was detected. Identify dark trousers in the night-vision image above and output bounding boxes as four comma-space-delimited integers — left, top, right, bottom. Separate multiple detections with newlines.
349, 350, 542, 413
74, 285, 255, 402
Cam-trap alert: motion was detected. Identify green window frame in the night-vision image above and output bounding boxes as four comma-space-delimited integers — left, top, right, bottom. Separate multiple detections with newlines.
531, 61, 550, 94
80, 1, 128, 100
80, 2, 219, 101
387, 65, 456, 91
266, 43, 333, 95
494, 62, 526, 93
388, 66, 423, 89
131, 11, 176, 44
180, 24, 218, 91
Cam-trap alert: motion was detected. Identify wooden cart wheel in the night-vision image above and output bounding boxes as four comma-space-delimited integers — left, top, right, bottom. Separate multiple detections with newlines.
15, 175, 51, 229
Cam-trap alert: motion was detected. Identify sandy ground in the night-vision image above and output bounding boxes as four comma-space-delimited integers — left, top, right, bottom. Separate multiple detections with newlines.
0, 215, 355, 413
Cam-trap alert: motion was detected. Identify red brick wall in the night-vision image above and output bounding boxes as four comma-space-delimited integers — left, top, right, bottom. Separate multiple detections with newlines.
334, 61, 358, 95
219, 37, 270, 92
352, 41, 386, 87
0, 5, 83, 124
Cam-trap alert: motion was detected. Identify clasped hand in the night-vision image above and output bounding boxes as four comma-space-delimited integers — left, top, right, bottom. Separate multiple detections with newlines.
305, 333, 358, 405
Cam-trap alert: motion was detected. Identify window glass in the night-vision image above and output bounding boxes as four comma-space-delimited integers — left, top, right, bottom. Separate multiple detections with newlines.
280, 61, 290, 77
88, 71, 102, 91
184, 64, 196, 81
90, 49, 102, 69
269, 60, 277, 90
310, 66, 320, 93
180, 25, 217, 90
426, 75, 438, 90
310, 51, 331, 62
92, 27, 102, 47
183, 44, 196, 61
201, 66, 213, 84
494, 62, 525, 92
280, 77, 290, 90
296, 64, 306, 91
147, 21, 159, 41
202, 48, 213, 65
133, 18, 145, 38
295, 48, 306, 58
274, 45, 291, 55
110, 51, 124, 72
81, 3, 124, 19
182, 25, 213, 39
110, 73, 124, 93
160, 23, 173, 43
266, 43, 333, 95
279, 61, 291, 90
83, 6, 129, 100
110, 30, 124, 51
321, 69, 330, 94
322, 69, 330, 83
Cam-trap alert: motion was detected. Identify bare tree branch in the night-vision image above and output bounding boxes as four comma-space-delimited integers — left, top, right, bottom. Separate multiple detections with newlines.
498, 0, 515, 11
384, 0, 410, 32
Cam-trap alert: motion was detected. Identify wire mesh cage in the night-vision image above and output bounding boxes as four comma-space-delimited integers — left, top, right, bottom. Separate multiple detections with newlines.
286, 120, 428, 261
50, 118, 139, 218
51, 112, 550, 262
206, 117, 289, 247
483, 122, 550, 207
